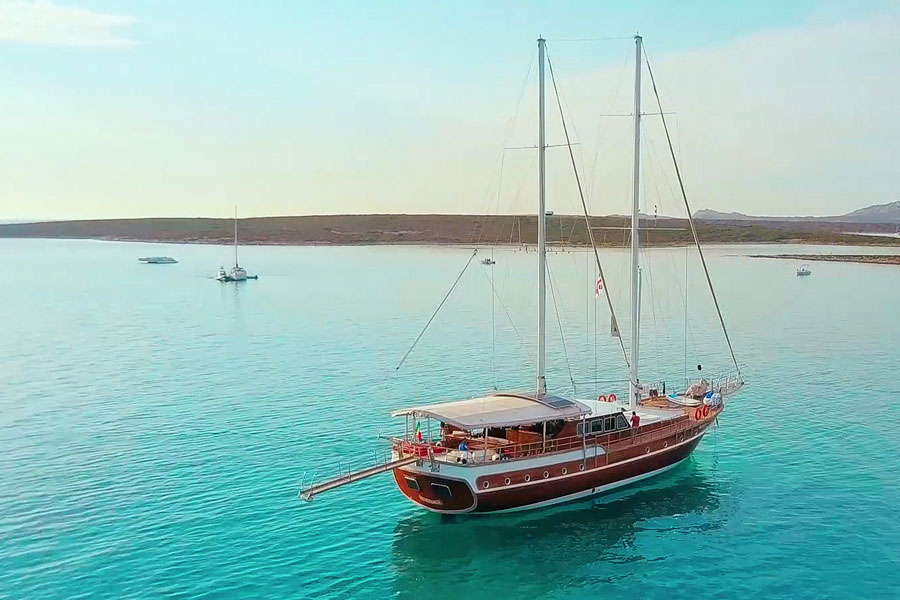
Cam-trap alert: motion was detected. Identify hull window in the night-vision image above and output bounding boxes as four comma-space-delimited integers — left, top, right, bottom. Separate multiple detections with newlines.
404, 476, 420, 491
430, 483, 452, 499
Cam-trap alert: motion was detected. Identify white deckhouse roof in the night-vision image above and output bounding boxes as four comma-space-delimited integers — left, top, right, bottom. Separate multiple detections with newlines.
392, 392, 591, 430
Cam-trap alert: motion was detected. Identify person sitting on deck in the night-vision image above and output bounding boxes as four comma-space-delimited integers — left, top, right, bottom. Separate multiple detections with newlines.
630, 411, 641, 429
686, 379, 709, 399
458, 440, 469, 465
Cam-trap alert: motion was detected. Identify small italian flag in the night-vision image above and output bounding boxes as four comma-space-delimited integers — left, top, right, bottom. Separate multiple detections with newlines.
415, 421, 422, 442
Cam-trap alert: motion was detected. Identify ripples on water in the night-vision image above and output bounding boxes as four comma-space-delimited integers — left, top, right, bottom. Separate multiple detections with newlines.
1, 240, 898, 599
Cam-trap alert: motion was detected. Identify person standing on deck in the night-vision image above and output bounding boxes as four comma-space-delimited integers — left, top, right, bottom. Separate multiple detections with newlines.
631, 411, 641, 429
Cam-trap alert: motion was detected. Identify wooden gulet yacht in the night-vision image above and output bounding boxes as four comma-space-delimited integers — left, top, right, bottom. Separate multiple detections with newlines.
299, 36, 744, 514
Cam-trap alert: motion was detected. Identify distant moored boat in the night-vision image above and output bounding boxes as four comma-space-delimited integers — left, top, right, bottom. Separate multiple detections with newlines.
215, 206, 258, 282
797, 264, 811, 276
139, 256, 177, 264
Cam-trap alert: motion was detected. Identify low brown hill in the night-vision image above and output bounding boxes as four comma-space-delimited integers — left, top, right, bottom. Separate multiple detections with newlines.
1, 214, 899, 247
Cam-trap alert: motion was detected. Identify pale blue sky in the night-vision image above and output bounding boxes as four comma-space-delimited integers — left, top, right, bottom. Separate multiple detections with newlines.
0, 0, 897, 219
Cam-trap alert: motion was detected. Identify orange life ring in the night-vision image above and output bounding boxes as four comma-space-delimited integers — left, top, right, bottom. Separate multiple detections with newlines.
608, 393, 617, 403
702, 405, 711, 418
598, 394, 607, 402
694, 408, 703, 420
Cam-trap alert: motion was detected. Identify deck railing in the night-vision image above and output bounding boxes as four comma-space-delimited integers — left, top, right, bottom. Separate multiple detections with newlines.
612, 370, 744, 403
706, 368, 744, 396
384, 414, 693, 468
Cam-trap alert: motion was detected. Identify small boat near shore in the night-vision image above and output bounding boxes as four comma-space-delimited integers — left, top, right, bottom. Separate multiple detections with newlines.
797, 264, 811, 276
139, 256, 177, 264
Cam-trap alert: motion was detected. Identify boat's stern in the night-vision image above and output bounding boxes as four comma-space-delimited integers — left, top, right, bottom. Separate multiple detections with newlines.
392, 466, 477, 513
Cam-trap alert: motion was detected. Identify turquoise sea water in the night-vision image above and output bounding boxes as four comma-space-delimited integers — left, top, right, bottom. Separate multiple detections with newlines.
1, 239, 899, 599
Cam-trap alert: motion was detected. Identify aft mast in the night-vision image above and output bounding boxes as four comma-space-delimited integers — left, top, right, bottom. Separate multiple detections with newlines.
629, 35, 643, 411
536, 37, 547, 397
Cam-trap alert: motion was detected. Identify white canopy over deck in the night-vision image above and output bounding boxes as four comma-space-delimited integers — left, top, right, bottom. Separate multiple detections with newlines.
392, 392, 591, 430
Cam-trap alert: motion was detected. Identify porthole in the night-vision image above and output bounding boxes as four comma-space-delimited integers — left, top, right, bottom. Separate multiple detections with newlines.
543, 471, 550, 479
561, 467, 568, 475
664, 441, 668, 448
579, 464, 585, 471
504, 477, 511, 486
524, 474, 531, 482
645, 447, 650, 454
483, 481, 490, 489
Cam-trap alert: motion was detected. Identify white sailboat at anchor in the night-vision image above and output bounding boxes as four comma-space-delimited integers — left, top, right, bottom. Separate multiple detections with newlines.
215, 206, 258, 282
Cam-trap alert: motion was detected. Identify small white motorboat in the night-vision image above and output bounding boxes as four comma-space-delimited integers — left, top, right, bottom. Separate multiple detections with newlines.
139, 256, 177, 264
797, 264, 811, 276
481, 258, 496, 265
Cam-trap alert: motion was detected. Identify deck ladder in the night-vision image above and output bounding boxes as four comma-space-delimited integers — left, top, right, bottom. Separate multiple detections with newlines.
299, 455, 418, 501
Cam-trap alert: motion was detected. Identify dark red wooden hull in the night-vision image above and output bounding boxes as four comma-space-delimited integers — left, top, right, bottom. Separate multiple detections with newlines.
393, 423, 710, 514
392, 469, 477, 513
474, 434, 702, 512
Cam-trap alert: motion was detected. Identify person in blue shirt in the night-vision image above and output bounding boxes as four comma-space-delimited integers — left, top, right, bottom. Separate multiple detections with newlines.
458, 440, 469, 464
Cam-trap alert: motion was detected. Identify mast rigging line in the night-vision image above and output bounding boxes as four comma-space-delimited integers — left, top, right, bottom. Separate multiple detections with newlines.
598, 112, 674, 117
395, 249, 479, 372
547, 36, 634, 42
478, 269, 536, 370
545, 48, 632, 376
643, 52, 743, 381
473, 48, 536, 246
504, 142, 581, 150
546, 262, 577, 392
587, 46, 632, 203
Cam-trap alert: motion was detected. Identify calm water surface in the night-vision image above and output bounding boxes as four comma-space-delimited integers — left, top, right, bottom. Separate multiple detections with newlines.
1, 239, 898, 599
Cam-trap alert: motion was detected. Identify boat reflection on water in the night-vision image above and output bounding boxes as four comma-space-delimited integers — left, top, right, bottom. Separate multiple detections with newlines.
390, 462, 729, 598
